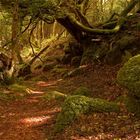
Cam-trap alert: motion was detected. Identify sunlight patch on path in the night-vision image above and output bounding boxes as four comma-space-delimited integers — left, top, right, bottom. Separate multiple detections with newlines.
36, 79, 63, 87
20, 107, 61, 127
20, 115, 52, 127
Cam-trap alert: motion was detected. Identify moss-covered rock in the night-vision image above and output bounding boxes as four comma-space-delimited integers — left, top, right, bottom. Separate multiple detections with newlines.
89, 98, 120, 113
115, 35, 136, 50
105, 46, 122, 65
117, 55, 140, 116
105, 35, 139, 65
55, 95, 120, 132
81, 42, 109, 65
55, 95, 91, 132
117, 54, 140, 98
124, 96, 140, 117
73, 86, 91, 97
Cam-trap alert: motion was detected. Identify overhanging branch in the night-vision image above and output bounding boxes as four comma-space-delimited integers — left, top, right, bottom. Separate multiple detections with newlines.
67, 0, 140, 35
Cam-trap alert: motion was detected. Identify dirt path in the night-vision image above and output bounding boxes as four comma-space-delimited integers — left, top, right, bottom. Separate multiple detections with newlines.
0, 80, 61, 140
0, 65, 140, 140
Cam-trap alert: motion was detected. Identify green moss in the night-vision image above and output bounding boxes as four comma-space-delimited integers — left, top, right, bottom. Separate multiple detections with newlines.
42, 91, 67, 100
0, 92, 23, 101
122, 50, 132, 63
55, 95, 90, 132
105, 47, 122, 65
115, 95, 125, 103
0, 93, 13, 101
89, 98, 120, 113
117, 54, 140, 98
51, 67, 68, 76
124, 96, 140, 117
8, 84, 27, 93
73, 86, 91, 97
55, 95, 120, 132
81, 46, 96, 65
116, 35, 136, 50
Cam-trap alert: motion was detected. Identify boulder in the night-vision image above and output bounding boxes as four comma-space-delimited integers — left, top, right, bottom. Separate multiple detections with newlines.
55, 95, 119, 132
117, 54, 140, 98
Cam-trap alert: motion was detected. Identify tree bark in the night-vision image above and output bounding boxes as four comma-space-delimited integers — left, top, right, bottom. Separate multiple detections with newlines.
11, 0, 23, 65
57, 0, 140, 41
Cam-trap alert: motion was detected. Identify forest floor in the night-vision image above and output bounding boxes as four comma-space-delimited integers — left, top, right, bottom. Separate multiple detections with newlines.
0, 64, 140, 140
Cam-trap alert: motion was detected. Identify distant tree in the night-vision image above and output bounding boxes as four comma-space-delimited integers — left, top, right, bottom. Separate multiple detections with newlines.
11, 0, 23, 64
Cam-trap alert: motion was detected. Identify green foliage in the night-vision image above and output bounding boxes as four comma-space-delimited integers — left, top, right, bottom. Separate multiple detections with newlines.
0, 11, 12, 48
73, 86, 91, 96
19, 0, 62, 20
55, 95, 120, 132
117, 54, 140, 98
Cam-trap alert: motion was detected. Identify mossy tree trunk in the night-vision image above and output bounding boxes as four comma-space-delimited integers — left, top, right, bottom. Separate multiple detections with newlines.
57, 0, 140, 65
58, 0, 140, 39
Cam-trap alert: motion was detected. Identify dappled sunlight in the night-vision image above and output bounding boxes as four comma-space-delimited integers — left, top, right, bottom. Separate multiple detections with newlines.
20, 115, 53, 127
20, 107, 61, 127
36, 79, 63, 87
26, 88, 44, 94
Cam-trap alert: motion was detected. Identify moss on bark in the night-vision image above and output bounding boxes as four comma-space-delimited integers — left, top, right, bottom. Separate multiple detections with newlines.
117, 54, 140, 116
117, 54, 140, 98
55, 95, 120, 132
